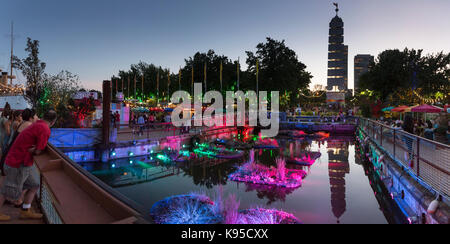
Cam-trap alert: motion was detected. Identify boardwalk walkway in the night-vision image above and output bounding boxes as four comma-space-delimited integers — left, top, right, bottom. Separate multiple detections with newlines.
0, 176, 44, 224
361, 119, 450, 197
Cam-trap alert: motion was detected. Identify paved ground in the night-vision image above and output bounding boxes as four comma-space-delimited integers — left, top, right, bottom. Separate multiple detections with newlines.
0, 176, 44, 224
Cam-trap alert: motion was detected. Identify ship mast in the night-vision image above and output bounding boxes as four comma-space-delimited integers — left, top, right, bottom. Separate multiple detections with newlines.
10, 22, 14, 85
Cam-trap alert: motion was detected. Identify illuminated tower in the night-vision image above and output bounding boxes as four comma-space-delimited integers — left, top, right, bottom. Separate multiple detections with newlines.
327, 139, 350, 223
326, 3, 348, 104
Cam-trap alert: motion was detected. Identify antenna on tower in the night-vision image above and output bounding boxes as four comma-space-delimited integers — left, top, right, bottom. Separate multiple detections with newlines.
333, 2, 339, 16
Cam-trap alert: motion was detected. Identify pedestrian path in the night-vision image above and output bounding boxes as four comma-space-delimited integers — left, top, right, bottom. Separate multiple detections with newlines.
0, 176, 44, 224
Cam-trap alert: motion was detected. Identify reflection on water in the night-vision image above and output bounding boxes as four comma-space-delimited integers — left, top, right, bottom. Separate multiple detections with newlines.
78, 135, 401, 224
327, 139, 350, 224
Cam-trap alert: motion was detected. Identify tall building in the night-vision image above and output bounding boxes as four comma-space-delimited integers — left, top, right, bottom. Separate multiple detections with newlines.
327, 139, 350, 224
326, 3, 348, 105
354, 54, 374, 92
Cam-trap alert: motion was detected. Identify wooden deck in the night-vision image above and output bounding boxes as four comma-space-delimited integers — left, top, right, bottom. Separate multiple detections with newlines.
0, 176, 44, 224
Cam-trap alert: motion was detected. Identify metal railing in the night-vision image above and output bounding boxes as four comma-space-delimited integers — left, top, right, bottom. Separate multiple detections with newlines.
359, 118, 450, 197
36, 144, 149, 224
286, 116, 358, 125
115, 115, 238, 142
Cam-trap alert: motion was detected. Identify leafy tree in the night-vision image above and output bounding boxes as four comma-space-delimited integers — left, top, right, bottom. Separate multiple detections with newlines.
245, 37, 312, 105
181, 50, 240, 93
358, 48, 450, 104
12, 38, 46, 109
39, 71, 81, 125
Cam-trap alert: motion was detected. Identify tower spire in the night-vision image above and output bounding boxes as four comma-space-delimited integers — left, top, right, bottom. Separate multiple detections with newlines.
333, 3, 339, 16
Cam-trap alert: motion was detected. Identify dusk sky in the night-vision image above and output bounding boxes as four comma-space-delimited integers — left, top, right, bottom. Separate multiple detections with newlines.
1, 0, 449, 91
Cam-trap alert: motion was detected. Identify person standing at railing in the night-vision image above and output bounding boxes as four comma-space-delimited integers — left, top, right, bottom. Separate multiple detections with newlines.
137, 114, 145, 136
1, 109, 37, 177
0, 110, 57, 222
402, 115, 415, 162
165, 112, 172, 132
149, 113, 155, 129
424, 120, 436, 141
115, 112, 120, 128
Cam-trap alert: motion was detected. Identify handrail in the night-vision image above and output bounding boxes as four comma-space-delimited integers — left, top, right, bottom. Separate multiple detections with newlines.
48, 143, 149, 217
35, 143, 150, 224
358, 117, 449, 197
362, 118, 450, 149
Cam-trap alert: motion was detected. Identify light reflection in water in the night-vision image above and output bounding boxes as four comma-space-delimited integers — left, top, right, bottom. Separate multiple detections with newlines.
79, 134, 400, 224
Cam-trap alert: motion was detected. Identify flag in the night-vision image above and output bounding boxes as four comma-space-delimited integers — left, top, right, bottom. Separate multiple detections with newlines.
256, 59, 259, 95
178, 68, 181, 91
191, 65, 194, 95
237, 58, 240, 91
204, 62, 207, 91
157, 68, 160, 100
220, 61, 223, 91
256, 59, 259, 76
167, 69, 171, 101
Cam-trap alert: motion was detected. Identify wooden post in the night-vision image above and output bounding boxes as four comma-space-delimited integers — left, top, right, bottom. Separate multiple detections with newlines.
103, 80, 111, 147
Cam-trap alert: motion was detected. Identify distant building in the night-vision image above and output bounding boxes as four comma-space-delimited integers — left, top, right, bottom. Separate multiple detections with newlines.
326, 4, 348, 105
354, 54, 374, 92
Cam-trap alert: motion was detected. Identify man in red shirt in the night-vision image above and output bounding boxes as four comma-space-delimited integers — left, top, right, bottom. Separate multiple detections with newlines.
0, 110, 57, 221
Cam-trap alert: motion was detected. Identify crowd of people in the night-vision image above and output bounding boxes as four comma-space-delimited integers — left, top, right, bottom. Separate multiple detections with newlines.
377, 115, 443, 141
0, 102, 57, 222
129, 112, 174, 135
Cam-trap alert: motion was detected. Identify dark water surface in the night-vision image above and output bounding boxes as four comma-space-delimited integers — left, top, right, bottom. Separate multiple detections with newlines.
79, 135, 398, 224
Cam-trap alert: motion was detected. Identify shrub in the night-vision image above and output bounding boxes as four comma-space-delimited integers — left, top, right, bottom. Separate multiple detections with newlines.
223, 194, 243, 224
276, 157, 286, 181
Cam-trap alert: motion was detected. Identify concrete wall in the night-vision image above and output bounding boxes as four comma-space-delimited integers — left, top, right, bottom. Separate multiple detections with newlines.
50, 128, 102, 148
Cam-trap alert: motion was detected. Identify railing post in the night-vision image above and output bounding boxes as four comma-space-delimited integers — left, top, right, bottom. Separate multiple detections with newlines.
393, 129, 396, 160
416, 138, 420, 177
380, 125, 383, 147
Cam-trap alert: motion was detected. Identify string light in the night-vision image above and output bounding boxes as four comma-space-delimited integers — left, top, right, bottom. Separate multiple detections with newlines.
412, 90, 448, 104
0, 82, 25, 96
298, 90, 326, 98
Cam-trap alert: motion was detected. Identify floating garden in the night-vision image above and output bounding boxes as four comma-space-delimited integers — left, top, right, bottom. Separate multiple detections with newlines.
228, 150, 306, 188
150, 192, 301, 224
286, 152, 322, 166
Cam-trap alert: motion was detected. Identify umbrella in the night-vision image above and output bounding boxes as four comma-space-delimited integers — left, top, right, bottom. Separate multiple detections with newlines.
391, 106, 410, 112
403, 105, 420, 113
164, 108, 174, 112
411, 104, 443, 113
382, 107, 395, 112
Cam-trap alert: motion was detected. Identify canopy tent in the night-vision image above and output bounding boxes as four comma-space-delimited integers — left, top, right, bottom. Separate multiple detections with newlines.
382, 107, 395, 112
131, 107, 150, 113
411, 104, 443, 113
403, 105, 420, 113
